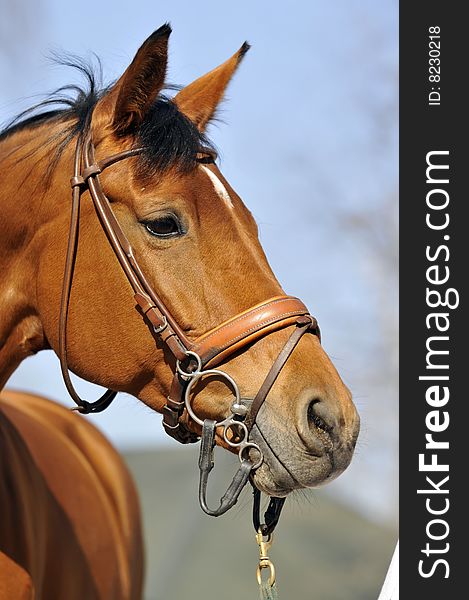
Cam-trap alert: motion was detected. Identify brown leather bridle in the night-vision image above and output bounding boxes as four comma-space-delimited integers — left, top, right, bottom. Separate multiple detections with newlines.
59, 131, 320, 523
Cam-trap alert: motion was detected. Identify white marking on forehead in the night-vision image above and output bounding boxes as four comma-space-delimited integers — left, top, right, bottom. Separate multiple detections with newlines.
200, 165, 233, 208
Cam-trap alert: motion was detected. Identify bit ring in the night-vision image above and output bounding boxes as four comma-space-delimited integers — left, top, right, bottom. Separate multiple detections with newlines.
176, 351, 202, 378
239, 442, 263, 469
223, 420, 249, 447
184, 369, 241, 427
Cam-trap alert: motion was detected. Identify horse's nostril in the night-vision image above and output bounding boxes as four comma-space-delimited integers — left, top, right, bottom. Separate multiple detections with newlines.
307, 399, 333, 435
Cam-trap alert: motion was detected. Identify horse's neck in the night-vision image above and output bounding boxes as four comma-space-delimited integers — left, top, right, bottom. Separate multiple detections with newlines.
0, 125, 69, 389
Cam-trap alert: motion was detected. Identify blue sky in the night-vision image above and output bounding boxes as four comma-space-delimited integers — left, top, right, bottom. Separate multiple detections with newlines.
1, 0, 398, 524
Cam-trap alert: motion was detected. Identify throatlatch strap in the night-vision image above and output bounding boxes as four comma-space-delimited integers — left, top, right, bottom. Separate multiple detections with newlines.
59, 136, 119, 414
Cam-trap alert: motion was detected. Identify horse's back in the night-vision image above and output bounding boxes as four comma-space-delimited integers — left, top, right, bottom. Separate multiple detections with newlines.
0, 390, 143, 600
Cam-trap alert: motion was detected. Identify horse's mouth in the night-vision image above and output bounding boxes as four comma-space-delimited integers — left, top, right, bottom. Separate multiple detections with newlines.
247, 423, 335, 497
191, 392, 355, 497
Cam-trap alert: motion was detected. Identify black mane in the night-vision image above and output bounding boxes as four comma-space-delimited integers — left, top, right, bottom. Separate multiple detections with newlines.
0, 55, 215, 176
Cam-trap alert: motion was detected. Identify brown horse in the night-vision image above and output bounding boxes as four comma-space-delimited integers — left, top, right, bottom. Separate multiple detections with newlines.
0, 23, 359, 594
0, 390, 143, 599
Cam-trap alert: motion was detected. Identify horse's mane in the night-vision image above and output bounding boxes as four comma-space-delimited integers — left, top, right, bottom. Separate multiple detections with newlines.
0, 55, 216, 178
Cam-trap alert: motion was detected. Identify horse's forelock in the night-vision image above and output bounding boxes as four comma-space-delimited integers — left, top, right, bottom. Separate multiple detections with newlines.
136, 97, 216, 176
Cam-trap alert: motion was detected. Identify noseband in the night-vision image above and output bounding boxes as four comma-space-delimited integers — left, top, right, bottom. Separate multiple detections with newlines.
60, 132, 321, 529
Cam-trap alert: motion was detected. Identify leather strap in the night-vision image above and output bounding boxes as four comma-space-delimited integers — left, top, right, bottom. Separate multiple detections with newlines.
252, 487, 286, 536
198, 420, 254, 517
59, 136, 120, 413
83, 136, 189, 360
191, 296, 311, 366
163, 376, 199, 443
244, 316, 313, 431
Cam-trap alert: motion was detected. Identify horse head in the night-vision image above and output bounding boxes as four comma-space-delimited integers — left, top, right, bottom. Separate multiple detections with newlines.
0, 24, 359, 499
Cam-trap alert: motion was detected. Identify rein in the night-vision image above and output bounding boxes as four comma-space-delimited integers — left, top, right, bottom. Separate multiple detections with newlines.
59, 131, 321, 567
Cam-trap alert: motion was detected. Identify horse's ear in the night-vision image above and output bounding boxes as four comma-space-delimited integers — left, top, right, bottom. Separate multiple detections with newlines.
174, 42, 250, 132
103, 24, 171, 136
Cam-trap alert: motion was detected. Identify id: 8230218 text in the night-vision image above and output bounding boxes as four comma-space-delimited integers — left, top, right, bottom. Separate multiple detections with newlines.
428, 26, 441, 106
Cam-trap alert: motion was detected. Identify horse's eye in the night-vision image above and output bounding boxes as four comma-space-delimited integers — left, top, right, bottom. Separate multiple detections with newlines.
144, 215, 183, 238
